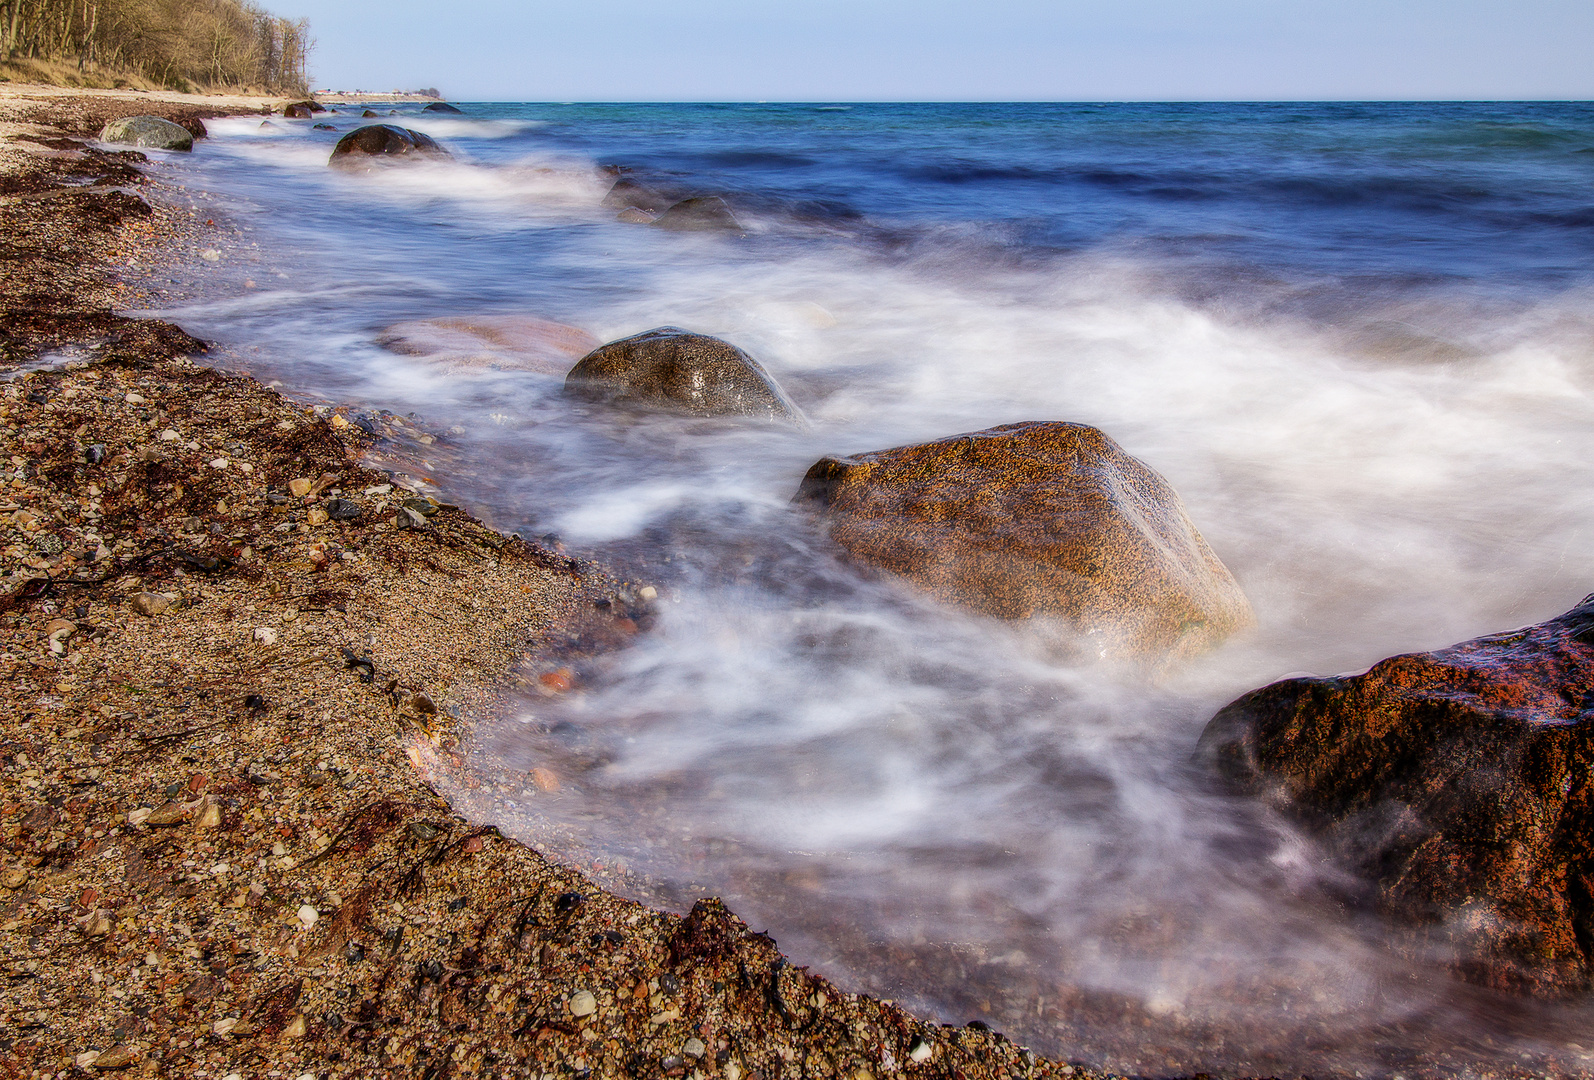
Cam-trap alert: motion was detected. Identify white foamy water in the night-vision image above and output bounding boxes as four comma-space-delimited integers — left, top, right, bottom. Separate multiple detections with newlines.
137, 109, 1594, 1078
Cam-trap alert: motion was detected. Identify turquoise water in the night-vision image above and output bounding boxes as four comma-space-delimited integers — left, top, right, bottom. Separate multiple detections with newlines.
135, 102, 1594, 1077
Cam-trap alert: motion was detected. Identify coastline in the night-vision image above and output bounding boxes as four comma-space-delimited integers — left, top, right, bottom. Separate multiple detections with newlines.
0, 86, 1087, 1080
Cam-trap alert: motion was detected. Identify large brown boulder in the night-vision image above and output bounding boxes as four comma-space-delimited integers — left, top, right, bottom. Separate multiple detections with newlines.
565, 327, 802, 422
793, 421, 1251, 659
328, 125, 449, 168
1198, 594, 1594, 995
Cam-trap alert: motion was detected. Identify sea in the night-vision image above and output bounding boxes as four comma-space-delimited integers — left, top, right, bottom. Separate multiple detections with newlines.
131, 101, 1594, 1077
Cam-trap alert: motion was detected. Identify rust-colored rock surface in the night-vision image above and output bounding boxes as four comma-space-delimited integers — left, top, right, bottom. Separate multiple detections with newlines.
565, 326, 802, 421
1198, 594, 1594, 995
794, 421, 1251, 659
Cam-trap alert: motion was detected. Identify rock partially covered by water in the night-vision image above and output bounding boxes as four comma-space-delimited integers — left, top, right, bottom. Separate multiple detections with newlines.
1199, 595, 1594, 996
328, 125, 449, 167
565, 327, 801, 421
603, 177, 671, 213
99, 116, 193, 152
378, 315, 599, 376
282, 99, 325, 116
423, 101, 464, 113
795, 421, 1251, 659
653, 195, 743, 233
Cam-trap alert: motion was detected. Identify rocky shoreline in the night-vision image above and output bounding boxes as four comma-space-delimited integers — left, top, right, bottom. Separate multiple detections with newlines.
0, 86, 1098, 1080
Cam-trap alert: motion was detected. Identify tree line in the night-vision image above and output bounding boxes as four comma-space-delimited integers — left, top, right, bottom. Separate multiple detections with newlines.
1, 0, 310, 92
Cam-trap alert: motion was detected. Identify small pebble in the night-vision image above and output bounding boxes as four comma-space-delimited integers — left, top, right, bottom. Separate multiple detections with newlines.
158, 428, 180, 442
908, 1037, 933, 1063
124, 392, 145, 404
287, 477, 313, 497
568, 990, 597, 1017
283, 1013, 307, 1038
253, 626, 279, 645
638, 585, 658, 601
209, 457, 230, 469
130, 592, 171, 617
1, 867, 28, 889
683, 1037, 706, 1058
297, 904, 319, 929
529, 767, 560, 793
307, 507, 329, 526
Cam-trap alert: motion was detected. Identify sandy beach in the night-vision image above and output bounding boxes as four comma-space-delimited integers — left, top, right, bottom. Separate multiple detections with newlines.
0, 84, 1084, 1080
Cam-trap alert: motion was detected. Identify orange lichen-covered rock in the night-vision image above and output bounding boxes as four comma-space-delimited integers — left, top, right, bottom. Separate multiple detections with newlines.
1199, 594, 1594, 995
794, 420, 1251, 660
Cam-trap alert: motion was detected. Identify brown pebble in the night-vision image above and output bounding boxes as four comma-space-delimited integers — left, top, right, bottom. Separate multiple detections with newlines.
91, 1044, 136, 1069
129, 591, 171, 617
530, 767, 561, 793
144, 801, 186, 826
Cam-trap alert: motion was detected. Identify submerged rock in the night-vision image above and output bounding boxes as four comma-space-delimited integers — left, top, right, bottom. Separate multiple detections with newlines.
1199, 594, 1594, 996
328, 125, 449, 168
362, 109, 380, 118
794, 421, 1251, 659
99, 116, 193, 152
565, 327, 801, 421
377, 315, 599, 376
282, 99, 325, 116
602, 177, 670, 213
652, 195, 743, 233
423, 101, 464, 113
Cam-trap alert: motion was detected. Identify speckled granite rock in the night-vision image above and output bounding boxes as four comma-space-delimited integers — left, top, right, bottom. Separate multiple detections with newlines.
565, 327, 802, 422
795, 421, 1251, 660
1199, 594, 1594, 995
98, 116, 193, 152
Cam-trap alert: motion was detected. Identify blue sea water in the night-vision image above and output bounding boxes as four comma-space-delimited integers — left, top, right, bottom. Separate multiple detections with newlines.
137, 101, 1594, 1077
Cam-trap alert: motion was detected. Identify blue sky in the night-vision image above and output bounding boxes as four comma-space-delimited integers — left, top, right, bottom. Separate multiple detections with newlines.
292, 0, 1593, 101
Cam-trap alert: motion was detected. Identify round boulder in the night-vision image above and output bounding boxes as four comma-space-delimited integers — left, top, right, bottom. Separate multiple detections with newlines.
423, 101, 464, 113
99, 116, 193, 152
565, 327, 802, 422
794, 421, 1251, 659
1199, 594, 1594, 996
329, 125, 450, 168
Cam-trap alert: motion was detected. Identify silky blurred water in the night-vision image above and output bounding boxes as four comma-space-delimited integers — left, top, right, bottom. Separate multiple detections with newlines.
134, 101, 1594, 1077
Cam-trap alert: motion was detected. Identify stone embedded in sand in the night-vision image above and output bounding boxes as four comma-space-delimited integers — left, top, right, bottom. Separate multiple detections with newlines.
328, 124, 449, 168
652, 195, 744, 233
565, 327, 802, 422
130, 591, 173, 617
568, 989, 597, 1017
1198, 594, 1594, 996
793, 421, 1251, 660
377, 315, 600, 377
99, 116, 193, 152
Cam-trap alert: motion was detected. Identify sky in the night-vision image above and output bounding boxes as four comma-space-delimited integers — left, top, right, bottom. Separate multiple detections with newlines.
288, 0, 1594, 101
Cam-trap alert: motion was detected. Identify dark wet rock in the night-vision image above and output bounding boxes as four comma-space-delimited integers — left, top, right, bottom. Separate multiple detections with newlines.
176, 117, 207, 140
283, 100, 324, 117
329, 125, 450, 168
313, 123, 338, 131
1199, 594, 1594, 996
602, 177, 669, 213
565, 327, 802, 422
423, 102, 464, 113
98, 116, 193, 152
794, 421, 1251, 659
362, 109, 380, 118
652, 195, 743, 233
616, 206, 657, 224
322, 497, 362, 522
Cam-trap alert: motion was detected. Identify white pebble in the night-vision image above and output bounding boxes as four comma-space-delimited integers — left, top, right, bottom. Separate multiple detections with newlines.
252, 626, 278, 645
296, 904, 318, 929
568, 989, 597, 1017
124, 393, 145, 404
638, 585, 658, 601
209, 458, 230, 469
